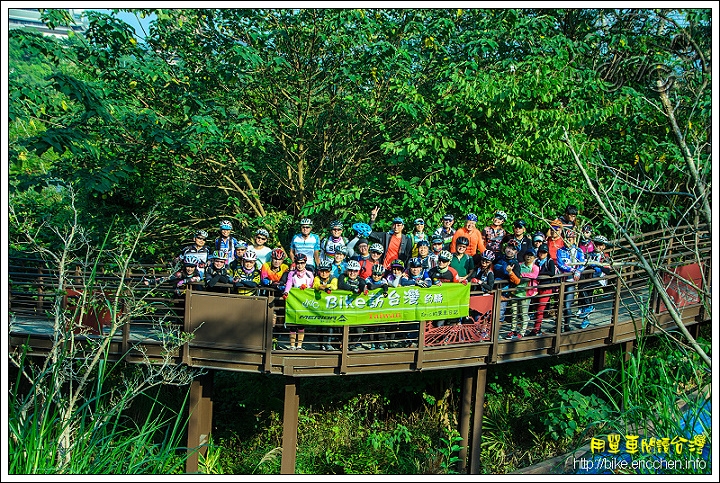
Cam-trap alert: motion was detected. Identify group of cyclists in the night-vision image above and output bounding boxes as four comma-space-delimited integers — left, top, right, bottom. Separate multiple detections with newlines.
145, 204, 614, 346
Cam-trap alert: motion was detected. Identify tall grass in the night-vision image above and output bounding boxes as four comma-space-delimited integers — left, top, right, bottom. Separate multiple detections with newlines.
9, 348, 190, 473
578, 331, 712, 474
9, 199, 200, 474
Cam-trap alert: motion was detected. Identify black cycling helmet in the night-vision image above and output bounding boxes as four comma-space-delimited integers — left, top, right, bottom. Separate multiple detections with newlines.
371, 264, 385, 276
456, 236, 470, 246
565, 205, 579, 215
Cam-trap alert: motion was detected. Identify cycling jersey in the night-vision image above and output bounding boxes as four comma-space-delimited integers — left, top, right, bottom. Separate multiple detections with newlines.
338, 274, 366, 294
290, 232, 321, 268
214, 236, 239, 265
320, 235, 348, 261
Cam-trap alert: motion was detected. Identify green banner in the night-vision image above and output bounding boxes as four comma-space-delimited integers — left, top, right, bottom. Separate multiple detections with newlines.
284, 283, 471, 326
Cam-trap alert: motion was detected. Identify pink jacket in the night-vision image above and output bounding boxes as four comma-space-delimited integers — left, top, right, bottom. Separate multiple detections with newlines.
283, 269, 315, 294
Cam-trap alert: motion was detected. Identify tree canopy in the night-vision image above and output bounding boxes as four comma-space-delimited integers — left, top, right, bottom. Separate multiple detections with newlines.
8, 8, 711, 262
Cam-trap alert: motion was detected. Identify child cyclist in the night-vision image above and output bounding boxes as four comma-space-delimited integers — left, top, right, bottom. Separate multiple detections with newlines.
330, 245, 349, 279
402, 257, 432, 287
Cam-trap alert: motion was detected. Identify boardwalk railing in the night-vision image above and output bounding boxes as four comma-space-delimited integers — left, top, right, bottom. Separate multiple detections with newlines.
8, 224, 710, 376
8, 224, 710, 475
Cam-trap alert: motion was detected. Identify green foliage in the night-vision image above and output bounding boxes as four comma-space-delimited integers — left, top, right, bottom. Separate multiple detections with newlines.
9, 8, 711, 262
542, 389, 612, 442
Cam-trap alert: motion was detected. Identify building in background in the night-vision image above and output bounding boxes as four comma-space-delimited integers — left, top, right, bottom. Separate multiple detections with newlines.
8, 8, 88, 38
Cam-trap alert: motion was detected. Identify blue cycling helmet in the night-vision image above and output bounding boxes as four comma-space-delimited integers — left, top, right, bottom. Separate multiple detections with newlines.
352, 222, 372, 238
408, 257, 423, 268
219, 220, 233, 230
466, 213, 478, 222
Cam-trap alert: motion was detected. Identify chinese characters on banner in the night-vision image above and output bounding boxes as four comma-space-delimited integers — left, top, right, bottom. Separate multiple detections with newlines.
284, 283, 471, 326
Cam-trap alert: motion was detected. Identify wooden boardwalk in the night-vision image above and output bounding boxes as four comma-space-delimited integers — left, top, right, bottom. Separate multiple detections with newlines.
7, 225, 710, 474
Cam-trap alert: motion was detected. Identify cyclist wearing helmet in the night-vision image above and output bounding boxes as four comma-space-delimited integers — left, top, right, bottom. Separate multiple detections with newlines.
427, 250, 460, 286
433, 214, 456, 251
232, 250, 262, 295
320, 220, 349, 262
177, 229, 211, 278
214, 220, 240, 266
577, 235, 613, 325
482, 211, 507, 260
338, 259, 367, 294
410, 218, 429, 257
450, 236, 476, 283
493, 240, 523, 331
402, 258, 432, 287
415, 240, 432, 271
143, 260, 203, 297
450, 213, 486, 264
313, 259, 338, 294
339, 259, 370, 350
427, 251, 459, 328
386, 259, 407, 288
330, 245, 348, 279
531, 231, 546, 254
471, 250, 496, 293
351, 238, 375, 279
205, 251, 234, 292
261, 248, 290, 292
229, 241, 251, 272
289, 218, 321, 271
531, 243, 558, 336
428, 235, 444, 269
282, 253, 315, 350
555, 229, 585, 332
252, 228, 273, 265
283, 254, 315, 296
313, 259, 339, 350
357, 242, 381, 280
502, 219, 532, 260
365, 263, 389, 296
507, 248, 539, 340
368, 206, 413, 269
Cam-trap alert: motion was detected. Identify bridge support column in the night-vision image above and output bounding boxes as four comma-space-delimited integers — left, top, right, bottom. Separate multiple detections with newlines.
186, 370, 214, 474
470, 366, 488, 475
458, 367, 474, 473
281, 376, 300, 474
593, 347, 607, 373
